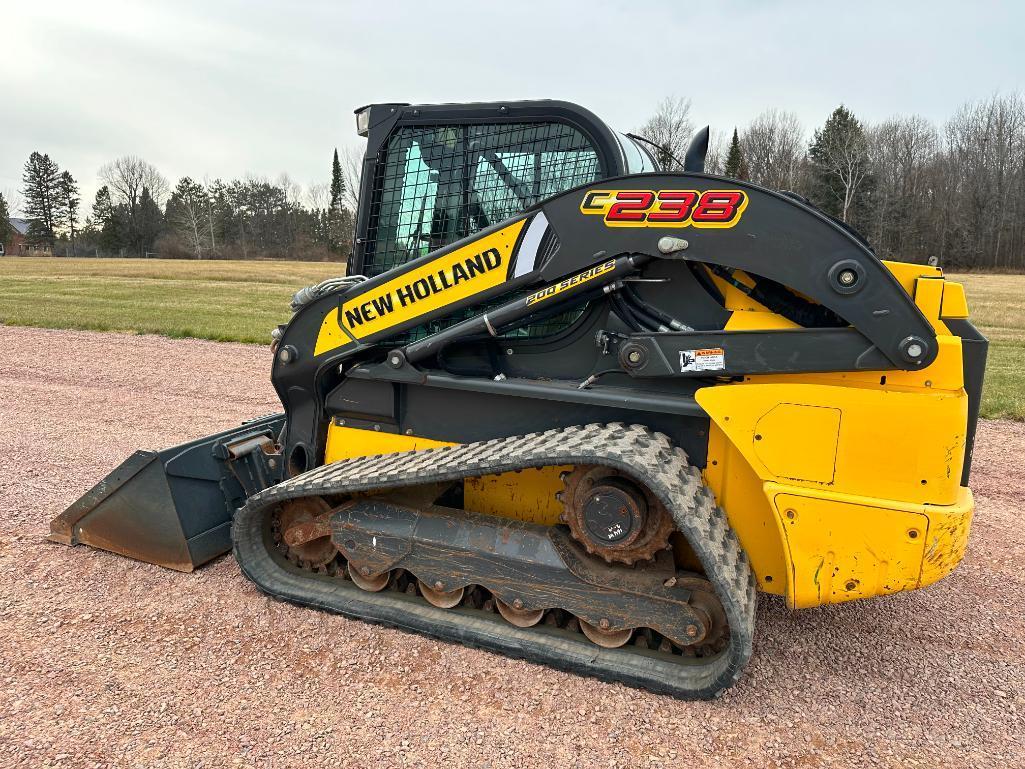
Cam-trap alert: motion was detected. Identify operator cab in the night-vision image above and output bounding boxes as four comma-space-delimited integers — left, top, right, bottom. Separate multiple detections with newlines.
348, 100, 658, 278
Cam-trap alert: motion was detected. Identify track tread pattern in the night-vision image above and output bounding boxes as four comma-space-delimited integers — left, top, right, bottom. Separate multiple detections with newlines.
233, 423, 756, 698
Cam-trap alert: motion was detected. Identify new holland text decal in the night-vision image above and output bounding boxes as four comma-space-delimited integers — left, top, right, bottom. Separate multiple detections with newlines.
580, 189, 748, 229
524, 259, 616, 306
314, 218, 528, 355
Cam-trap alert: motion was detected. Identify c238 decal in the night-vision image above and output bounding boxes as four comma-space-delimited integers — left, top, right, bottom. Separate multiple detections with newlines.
580, 189, 748, 228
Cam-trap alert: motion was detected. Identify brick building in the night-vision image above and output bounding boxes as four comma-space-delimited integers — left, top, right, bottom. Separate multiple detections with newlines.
2, 218, 53, 256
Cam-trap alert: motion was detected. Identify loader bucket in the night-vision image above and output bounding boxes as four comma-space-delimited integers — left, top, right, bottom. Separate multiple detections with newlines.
49, 414, 285, 572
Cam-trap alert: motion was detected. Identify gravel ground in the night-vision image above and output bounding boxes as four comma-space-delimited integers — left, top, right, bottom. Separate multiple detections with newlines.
0, 326, 1022, 769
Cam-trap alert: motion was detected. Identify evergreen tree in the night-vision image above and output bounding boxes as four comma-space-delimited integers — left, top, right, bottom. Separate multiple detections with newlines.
91, 185, 123, 255
0, 192, 12, 249
137, 187, 164, 255
57, 170, 81, 256
724, 128, 748, 180
328, 148, 346, 255
330, 148, 345, 209
808, 105, 874, 225
21, 152, 62, 247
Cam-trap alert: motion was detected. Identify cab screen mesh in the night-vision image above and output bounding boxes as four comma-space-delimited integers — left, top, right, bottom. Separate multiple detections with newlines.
362, 122, 601, 278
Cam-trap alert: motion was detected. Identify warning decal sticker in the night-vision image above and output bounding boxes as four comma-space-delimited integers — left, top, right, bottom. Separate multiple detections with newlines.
680, 348, 726, 373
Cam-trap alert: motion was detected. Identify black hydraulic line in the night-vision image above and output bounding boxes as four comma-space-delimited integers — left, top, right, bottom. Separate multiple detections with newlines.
610, 292, 650, 332
621, 294, 666, 332
707, 265, 846, 328
688, 262, 724, 305
748, 278, 848, 328
622, 284, 692, 331
401, 254, 652, 364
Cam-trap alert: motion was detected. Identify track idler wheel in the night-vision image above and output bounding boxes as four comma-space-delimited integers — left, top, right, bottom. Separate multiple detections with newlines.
277, 497, 336, 569
417, 579, 464, 608
348, 564, 391, 592
495, 598, 545, 627
579, 618, 633, 648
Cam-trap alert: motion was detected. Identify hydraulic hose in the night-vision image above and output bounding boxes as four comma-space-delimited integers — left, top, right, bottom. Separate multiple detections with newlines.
609, 292, 650, 332
622, 284, 693, 332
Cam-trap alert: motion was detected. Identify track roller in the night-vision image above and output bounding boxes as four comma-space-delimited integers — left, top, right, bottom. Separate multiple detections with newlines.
418, 579, 465, 608
495, 598, 545, 627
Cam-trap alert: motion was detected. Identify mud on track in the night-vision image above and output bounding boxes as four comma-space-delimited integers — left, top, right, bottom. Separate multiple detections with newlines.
0, 326, 1022, 768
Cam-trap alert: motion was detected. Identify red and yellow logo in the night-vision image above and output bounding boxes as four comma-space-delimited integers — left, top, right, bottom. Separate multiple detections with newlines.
580, 189, 748, 229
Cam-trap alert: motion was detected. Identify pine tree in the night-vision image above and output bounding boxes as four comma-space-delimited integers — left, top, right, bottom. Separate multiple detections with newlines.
137, 187, 164, 255
328, 148, 346, 255
724, 128, 748, 180
330, 148, 345, 209
808, 105, 874, 225
57, 171, 81, 256
0, 192, 11, 249
21, 152, 62, 247
92, 186, 122, 255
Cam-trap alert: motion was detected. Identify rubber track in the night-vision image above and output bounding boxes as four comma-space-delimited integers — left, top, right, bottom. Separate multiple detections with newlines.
232, 423, 757, 699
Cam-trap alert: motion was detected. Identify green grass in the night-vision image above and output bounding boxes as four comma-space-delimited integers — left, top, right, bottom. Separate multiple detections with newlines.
0, 257, 344, 344
0, 258, 1021, 418
948, 273, 1025, 420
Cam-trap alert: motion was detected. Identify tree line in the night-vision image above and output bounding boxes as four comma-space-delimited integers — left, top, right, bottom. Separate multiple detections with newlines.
3, 150, 358, 261
4, 92, 1024, 269
640, 92, 1025, 270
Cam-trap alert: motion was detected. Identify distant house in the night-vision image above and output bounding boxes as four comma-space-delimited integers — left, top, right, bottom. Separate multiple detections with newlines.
2, 218, 53, 256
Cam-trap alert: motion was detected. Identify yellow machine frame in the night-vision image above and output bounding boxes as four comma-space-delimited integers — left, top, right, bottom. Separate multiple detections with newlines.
323, 261, 976, 610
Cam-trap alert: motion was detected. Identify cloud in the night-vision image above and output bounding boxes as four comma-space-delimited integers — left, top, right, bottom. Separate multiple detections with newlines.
2, 0, 1022, 208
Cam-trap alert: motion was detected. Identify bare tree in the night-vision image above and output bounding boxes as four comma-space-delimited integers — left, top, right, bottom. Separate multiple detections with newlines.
97, 156, 169, 256
2, 187, 24, 217
99, 155, 169, 209
340, 145, 364, 212
703, 128, 729, 176
944, 93, 1025, 269
866, 115, 939, 260
305, 182, 330, 210
638, 96, 693, 170
277, 173, 304, 207
742, 110, 805, 190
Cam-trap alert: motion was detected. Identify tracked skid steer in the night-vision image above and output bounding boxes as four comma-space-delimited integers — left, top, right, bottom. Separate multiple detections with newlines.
51, 100, 987, 698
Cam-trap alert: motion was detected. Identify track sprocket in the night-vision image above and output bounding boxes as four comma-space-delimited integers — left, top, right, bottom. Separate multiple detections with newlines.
560, 466, 674, 565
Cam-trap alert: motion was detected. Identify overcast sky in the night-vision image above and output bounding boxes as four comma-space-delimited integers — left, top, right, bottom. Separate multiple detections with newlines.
2, 0, 1023, 212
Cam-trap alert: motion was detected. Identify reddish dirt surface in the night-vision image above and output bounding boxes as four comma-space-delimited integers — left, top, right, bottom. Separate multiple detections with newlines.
1, 326, 1022, 768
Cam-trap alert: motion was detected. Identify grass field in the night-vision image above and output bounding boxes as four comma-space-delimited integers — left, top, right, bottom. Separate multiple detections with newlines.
1, 258, 1022, 419
0, 258, 343, 344
946, 273, 1025, 420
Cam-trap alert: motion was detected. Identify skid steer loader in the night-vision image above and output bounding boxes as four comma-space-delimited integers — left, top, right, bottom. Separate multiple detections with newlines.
50, 100, 987, 698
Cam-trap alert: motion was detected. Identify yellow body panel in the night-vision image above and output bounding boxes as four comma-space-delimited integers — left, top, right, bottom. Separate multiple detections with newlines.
881, 260, 942, 293
701, 267, 975, 608
767, 483, 974, 608
753, 404, 841, 484
464, 468, 570, 525
919, 486, 975, 588
704, 423, 788, 594
324, 425, 453, 462
771, 488, 928, 607
324, 424, 565, 525
940, 282, 970, 319
698, 382, 967, 505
